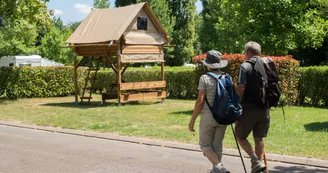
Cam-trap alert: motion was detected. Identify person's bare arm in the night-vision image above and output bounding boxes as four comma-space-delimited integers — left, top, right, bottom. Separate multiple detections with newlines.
189, 90, 205, 132
237, 84, 246, 103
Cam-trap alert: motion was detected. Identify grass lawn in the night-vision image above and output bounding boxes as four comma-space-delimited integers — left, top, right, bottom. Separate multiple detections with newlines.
0, 95, 327, 160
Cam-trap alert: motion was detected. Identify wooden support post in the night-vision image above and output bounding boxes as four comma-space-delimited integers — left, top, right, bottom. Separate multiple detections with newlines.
161, 61, 165, 104
104, 53, 119, 74
74, 51, 78, 105
117, 42, 122, 106
117, 55, 121, 105
76, 56, 86, 69
121, 63, 129, 76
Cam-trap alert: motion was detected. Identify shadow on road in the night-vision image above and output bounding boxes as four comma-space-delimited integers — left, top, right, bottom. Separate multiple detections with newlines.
270, 165, 328, 173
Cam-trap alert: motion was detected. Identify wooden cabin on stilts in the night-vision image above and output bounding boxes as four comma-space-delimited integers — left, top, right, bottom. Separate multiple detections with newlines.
66, 2, 171, 105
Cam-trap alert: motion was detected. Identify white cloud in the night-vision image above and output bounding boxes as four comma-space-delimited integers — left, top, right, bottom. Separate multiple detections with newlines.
53, 9, 64, 16
74, 3, 92, 14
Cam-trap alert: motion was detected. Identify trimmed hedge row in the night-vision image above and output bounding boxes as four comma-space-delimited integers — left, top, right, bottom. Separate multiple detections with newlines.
299, 66, 328, 106
0, 67, 87, 99
0, 66, 197, 100
2, 62, 328, 107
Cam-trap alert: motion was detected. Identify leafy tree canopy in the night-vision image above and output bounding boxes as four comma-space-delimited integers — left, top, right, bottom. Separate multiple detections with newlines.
0, 0, 52, 57
94, 0, 110, 8
200, 0, 328, 56
115, 0, 136, 7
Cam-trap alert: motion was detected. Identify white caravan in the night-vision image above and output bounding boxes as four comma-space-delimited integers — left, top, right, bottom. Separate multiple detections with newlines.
0, 55, 64, 67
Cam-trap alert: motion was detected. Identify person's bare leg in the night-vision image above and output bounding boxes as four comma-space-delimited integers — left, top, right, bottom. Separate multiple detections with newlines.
254, 138, 264, 160
237, 138, 254, 157
204, 150, 220, 165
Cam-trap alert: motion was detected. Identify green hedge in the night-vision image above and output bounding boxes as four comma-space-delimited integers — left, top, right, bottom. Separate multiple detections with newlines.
2, 64, 328, 107
299, 66, 328, 106
0, 66, 87, 99
0, 66, 197, 100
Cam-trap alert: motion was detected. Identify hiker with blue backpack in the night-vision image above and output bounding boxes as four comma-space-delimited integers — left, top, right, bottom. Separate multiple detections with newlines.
189, 50, 237, 173
235, 41, 281, 173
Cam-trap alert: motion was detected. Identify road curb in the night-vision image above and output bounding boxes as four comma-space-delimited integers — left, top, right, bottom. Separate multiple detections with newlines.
1, 120, 327, 169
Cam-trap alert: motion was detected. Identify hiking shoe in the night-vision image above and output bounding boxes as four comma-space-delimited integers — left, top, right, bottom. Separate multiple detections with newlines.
210, 164, 230, 173
251, 159, 266, 173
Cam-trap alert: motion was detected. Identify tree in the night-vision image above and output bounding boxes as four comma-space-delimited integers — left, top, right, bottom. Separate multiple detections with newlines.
115, 0, 136, 7
0, 0, 52, 57
67, 21, 82, 32
0, 0, 52, 33
39, 26, 62, 63
39, 23, 74, 65
199, 0, 328, 56
290, 1, 328, 66
199, 0, 227, 52
0, 19, 38, 57
194, 13, 203, 55
167, 0, 197, 65
94, 0, 110, 8
53, 16, 65, 31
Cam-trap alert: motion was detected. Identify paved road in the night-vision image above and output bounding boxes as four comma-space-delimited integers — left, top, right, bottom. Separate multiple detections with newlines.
0, 125, 327, 173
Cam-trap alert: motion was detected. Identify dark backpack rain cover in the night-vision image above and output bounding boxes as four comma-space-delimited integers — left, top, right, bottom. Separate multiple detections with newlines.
247, 57, 281, 108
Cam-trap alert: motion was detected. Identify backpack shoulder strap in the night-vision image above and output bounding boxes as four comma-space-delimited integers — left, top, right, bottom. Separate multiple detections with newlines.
245, 58, 269, 84
207, 72, 228, 87
246, 59, 256, 65
204, 72, 219, 110
221, 73, 233, 87
205, 72, 225, 98
206, 72, 220, 79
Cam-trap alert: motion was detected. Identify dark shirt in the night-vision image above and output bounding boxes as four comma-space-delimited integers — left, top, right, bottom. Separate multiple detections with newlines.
238, 56, 264, 109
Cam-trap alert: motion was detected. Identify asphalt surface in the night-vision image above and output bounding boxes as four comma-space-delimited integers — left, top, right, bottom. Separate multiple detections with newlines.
0, 125, 327, 173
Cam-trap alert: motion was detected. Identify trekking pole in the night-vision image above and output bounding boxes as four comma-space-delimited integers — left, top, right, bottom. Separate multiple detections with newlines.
281, 106, 286, 123
263, 153, 269, 173
231, 124, 247, 173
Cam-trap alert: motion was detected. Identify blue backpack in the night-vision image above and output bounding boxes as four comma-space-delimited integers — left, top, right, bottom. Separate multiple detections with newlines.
204, 72, 242, 125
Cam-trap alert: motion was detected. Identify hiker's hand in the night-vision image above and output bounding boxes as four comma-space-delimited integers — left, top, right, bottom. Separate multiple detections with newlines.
189, 120, 195, 132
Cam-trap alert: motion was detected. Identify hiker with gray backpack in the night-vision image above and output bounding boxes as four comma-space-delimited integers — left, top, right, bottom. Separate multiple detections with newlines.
236, 41, 281, 173
189, 50, 243, 173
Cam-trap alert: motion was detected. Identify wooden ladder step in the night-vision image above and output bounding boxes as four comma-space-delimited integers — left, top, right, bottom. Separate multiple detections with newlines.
82, 87, 93, 90
87, 68, 100, 71
87, 77, 97, 80
90, 60, 102, 62
80, 97, 92, 100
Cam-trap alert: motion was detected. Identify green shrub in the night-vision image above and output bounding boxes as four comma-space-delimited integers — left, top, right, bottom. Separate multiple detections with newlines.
0, 66, 87, 99
271, 56, 300, 106
0, 67, 11, 96
0, 61, 302, 105
299, 66, 328, 106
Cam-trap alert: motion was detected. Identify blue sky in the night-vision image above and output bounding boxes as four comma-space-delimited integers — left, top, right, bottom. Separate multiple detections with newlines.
46, 0, 203, 25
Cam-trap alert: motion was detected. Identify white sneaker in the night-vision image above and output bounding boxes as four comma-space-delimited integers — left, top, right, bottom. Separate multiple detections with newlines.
211, 164, 230, 173
251, 159, 266, 173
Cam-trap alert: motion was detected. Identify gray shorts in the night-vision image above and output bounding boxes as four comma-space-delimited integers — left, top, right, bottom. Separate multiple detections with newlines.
199, 111, 227, 160
235, 109, 270, 139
